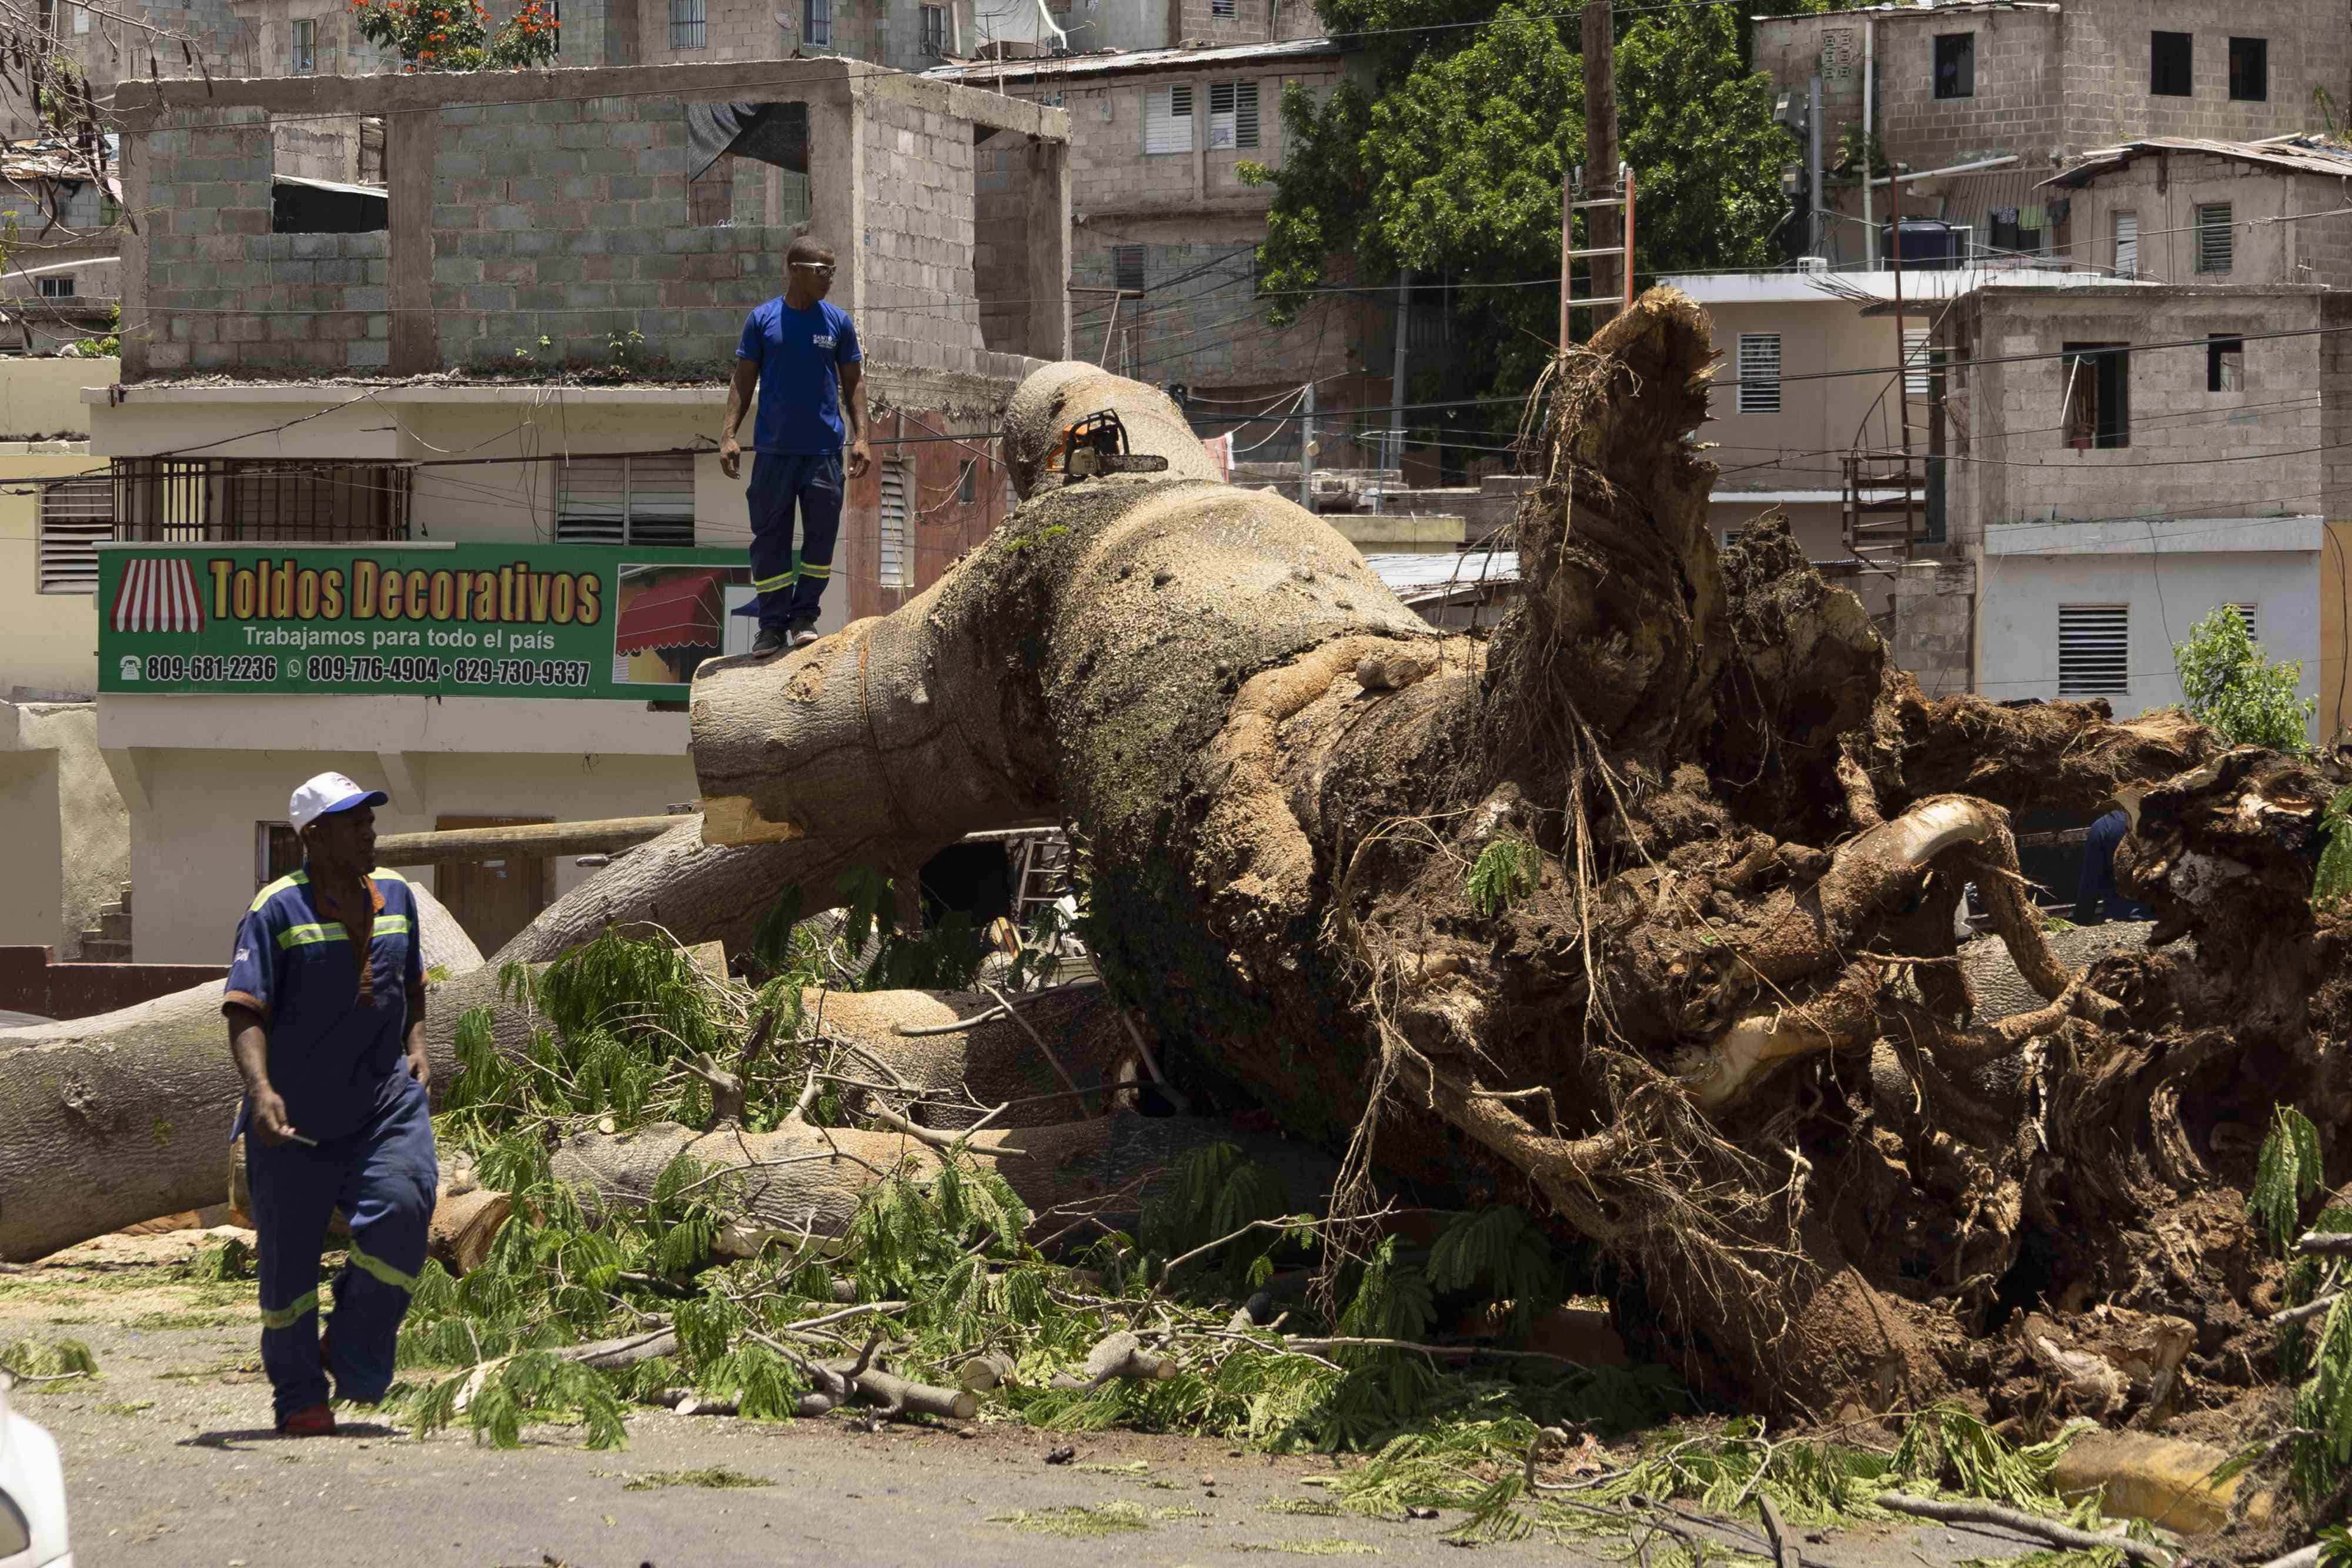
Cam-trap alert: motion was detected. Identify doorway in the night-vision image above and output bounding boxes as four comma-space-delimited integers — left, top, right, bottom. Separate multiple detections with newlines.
432, 815, 552, 958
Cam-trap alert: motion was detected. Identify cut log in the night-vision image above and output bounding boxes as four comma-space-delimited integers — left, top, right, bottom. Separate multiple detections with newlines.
550, 1113, 1337, 1253
376, 815, 683, 866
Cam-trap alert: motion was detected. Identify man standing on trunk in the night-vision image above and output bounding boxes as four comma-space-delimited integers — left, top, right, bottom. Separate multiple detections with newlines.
720, 235, 873, 657
222, 772, 436, 1437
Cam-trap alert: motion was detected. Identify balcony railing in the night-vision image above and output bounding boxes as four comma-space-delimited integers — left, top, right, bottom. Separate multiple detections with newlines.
109, 457, 413, 544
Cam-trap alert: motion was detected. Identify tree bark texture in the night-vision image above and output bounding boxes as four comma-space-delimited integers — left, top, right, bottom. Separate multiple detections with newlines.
491, 299, 2340, 1420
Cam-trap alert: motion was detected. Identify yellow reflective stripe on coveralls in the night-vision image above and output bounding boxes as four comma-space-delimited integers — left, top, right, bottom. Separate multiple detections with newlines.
371, 915, 413, 937
276, 922, 350, 949
346, 1241, 419, 1295
259, 1289, 319, 1330
796, 561, 832, 579
250, 869, 310, 913
751, 569, 796, 593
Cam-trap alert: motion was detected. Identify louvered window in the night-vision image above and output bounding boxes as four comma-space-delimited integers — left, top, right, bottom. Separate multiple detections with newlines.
1112, 244, 1145, 292
2113, 212, 2138, 278
1208, 81, 1259, 150
556, 456, 696, 546
2196, 203, 2232, 273
1736, 333, 1781, 414
1145, 84, 1193, 155
38, 475, 111, 594
2058, 604, 2130, 696
670, 0, 706, 49
1212, 0, 1232, 14
878, 462, 909, 588
2226, 602, 2259, 641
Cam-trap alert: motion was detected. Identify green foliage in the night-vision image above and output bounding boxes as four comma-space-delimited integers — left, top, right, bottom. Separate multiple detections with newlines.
1250, 1, 1799, 409
2174, 604, 2314, 754
68, 304, 119, 359
1893, 1405, 2080, 1507
1427, 1206, 1562, 1337
349, 0, 559, 71
1466, 835, 1541, 917
181, 1235, 256, 1284
0, 1339, 96, 1380
1141, 1142, 1301, 1279
2314, 788, 2352, 915
989, 1502, 1153, 1536
617, 1466, 771, 1490
2252, 1105, 2326, 1257
396, 1348, 627, 1449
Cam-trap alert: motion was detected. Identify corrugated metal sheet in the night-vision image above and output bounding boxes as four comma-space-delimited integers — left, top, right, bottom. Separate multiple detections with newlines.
2043, 135, 2352, 189
927, 36, 1339, 83
1365, 550, 1519, 605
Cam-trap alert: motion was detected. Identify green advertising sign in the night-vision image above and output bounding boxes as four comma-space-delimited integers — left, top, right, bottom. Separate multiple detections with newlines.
98, 543, 758, 699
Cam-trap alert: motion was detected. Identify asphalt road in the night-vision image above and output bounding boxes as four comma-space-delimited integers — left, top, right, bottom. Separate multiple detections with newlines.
5, 1231, 2055, 1568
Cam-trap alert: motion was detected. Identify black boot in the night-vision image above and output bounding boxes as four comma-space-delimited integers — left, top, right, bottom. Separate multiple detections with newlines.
752, 626, 790, 658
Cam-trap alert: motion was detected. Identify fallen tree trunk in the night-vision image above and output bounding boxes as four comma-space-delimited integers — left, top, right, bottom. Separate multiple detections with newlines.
550, 1112, 1335, 1252
491, 305, 2334, 1419
377, 815, 684, 866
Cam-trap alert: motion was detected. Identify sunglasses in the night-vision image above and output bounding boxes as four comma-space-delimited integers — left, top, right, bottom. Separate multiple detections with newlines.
791, 262, 837, 275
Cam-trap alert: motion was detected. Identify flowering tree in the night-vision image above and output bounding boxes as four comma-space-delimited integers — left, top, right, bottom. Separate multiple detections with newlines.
349, 0, 559, 71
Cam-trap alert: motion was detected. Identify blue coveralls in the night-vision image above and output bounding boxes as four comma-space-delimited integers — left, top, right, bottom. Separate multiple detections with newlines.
735, 295, 861, 631
223, 868, 437, 1422
2074, 808, 2152, 925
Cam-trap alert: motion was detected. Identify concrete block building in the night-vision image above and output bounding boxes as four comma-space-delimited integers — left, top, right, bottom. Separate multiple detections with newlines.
1755, 0, 2352, 268
37, 59, 1068, 960
1929, 277, 2329, 722
934, 39, 1387, 452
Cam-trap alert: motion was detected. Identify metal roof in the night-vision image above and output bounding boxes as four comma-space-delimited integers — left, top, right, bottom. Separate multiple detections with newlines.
927, 36, 1341, 83
1365, 550, 1520, 605
2043, 135, 2352, 189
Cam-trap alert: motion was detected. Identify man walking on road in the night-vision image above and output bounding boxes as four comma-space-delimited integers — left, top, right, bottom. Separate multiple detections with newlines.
720, 235, 873, 656
222, 771, 436, 1437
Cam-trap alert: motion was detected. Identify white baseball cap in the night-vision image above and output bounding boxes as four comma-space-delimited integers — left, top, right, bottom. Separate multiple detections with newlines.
289, 771, 389, 833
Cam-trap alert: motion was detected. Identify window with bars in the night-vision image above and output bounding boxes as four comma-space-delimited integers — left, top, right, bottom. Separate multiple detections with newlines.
669, 0, 706, 49
38, 275, 74, 298
2150, 30, 2191, 96
920, 4, 946, 54
2062, 342, 2130, 449
803, 0, 829, 45
1145, 84, 1193, 155
1112, 244, 1146, 292
2058, 604, 2130, 696
1735, 333, 1781, 414
292, 16, 316, 72
255, 823, 303, 890
547, 0, 560, 55
2196, 203, 2233, 273
555, 456, 696, 546
878, 462, 909, 588
2230, 36, 2267, 101
37, 474, 111, 594
110, 458, 412, 543
1208, 81, 1259, 149
2113, 212, 2138, 278
2209, 333, 2245, 392
689, 154, 733, 227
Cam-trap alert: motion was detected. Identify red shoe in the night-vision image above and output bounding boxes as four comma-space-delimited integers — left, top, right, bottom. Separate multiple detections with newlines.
278, 1403, 336, 1437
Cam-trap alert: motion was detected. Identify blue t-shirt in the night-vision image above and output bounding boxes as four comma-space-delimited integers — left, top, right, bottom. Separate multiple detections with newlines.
223, 867, 425, 1143
736, 297, 862, 457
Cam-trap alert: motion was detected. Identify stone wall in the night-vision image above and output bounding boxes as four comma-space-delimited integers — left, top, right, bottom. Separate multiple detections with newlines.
1889, 558, 1975, 699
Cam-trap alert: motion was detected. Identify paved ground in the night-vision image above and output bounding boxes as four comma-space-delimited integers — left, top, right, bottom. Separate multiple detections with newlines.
4, 1232, 2053, 1568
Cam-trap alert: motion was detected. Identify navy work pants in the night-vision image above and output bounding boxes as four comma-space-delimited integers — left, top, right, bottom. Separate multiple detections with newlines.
247, 1078, 437, 1422
746, 451, 844, 629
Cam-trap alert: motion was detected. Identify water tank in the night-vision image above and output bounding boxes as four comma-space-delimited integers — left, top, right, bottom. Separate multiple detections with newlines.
1880, 218, 1958, 270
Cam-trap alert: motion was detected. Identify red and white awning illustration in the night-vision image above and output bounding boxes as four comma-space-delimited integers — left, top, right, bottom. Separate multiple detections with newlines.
111, 557, 206, 633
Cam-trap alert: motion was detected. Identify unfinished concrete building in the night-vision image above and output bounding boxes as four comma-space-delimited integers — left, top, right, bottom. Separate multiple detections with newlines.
53, 61, 1066, 959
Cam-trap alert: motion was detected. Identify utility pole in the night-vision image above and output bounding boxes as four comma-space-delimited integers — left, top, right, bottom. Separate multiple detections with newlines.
1388, 270, 1409, 473
1298, 381, 1316, 511
1581, 0, 1620, 327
